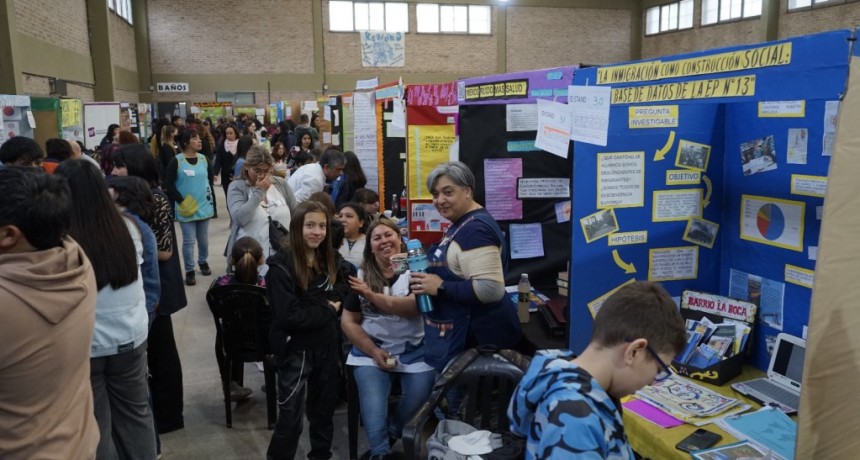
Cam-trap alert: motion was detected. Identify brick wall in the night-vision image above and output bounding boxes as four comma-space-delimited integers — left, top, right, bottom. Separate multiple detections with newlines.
779, 1, 860, 39
66, 83, 95, 102
115, 89, 140, 103
642, 18, 760, 59
150, 91, 317, 105
148, 0, 315, 74
109, 12, 138, 73
15, 0, 90, 57
506, 7, 632, 70
322, 2, 497, 74
22, 74, 52, 96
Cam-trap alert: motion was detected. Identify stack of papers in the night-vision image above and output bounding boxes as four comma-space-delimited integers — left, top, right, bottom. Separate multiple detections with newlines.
635, 374, 751, 426
716, 407, 796, 460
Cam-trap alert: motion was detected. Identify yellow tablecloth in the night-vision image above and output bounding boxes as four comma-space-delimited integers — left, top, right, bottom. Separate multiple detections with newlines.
623, 366, 766, 460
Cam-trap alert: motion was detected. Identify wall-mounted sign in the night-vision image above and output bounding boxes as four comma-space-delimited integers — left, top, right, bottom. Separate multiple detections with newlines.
156, 82, 190, 93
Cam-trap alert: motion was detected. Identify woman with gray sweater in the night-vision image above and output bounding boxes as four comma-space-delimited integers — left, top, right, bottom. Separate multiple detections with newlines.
226, 146, 297, 264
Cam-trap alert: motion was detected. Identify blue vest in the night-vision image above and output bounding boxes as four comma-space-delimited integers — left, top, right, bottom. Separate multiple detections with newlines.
174, 154, 214, 222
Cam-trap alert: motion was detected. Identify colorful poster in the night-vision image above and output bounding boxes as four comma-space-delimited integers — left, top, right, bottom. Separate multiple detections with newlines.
509, 223, 544, 259
408, 125, 456, 199
740, 195, 804, 252
483, 158, 522, 221
360, 31, 405, 67
534, 99, 572, 158
406, 82, 458, 107
597, 151, 645, 208
353, 91, 379, 191
568, 85, 611, 146
729, 269, 786, 330
409, 202, 450, 233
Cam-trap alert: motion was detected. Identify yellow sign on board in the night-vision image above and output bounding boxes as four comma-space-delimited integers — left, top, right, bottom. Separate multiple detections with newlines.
598, 43, 792, 85
409, 125, 456, 199
612, 75, 756, 104
628, 105, 679, 128
61, 99, 82, 127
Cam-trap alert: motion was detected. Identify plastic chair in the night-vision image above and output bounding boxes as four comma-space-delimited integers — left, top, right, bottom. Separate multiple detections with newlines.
401, 346, 532, 460
206, 283, 277, 429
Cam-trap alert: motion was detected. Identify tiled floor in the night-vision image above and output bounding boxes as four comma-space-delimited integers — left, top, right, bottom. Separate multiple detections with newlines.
158, 197, 399, 459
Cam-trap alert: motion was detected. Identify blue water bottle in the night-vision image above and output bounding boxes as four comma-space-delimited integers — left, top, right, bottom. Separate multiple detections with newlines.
406, 239, 434, 314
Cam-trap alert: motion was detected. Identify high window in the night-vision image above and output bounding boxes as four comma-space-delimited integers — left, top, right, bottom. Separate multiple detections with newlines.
329, 1, 409, 32
701, 0, 762, 25
645, 0, 694, 35
108, 0, 133, 25
788, 0, 853, 9
416, 4, 492, 34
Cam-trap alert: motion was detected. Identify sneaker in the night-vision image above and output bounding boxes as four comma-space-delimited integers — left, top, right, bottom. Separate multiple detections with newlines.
185, 271, 196, 286
230, 381, 252, 401
199, 263, 212, 276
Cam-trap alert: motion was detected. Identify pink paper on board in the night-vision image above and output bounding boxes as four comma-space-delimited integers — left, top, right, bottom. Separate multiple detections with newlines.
623, 399, 684, 429
484, 158, 522, 221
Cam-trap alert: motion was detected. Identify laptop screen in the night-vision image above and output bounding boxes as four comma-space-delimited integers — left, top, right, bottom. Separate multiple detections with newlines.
772, 338, 805, 384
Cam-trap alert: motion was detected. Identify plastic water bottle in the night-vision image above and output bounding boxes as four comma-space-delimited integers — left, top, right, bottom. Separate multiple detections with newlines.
391, 193, 399, 218
407, 239, 434, 314
518, 273, 531, 323
399, 188, 407, 217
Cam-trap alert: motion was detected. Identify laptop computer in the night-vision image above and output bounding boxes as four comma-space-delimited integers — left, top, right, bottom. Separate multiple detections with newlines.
731, 333, 806, 414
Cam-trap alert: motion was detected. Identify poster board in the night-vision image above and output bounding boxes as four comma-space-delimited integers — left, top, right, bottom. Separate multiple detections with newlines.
457, 67, 576, 287
375, 81, 406, 212
83, 102, 120, 150
405, 82, 459, 245
568, 30, 851, 372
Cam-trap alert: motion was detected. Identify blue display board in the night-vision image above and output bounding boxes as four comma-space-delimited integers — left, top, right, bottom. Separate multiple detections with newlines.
568, 30, 852, 370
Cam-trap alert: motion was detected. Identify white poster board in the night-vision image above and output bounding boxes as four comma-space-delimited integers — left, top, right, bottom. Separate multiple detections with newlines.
84, 103, 121, 150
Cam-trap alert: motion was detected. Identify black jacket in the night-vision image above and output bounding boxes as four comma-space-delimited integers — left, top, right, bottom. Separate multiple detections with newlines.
212, 141, 235, 187
265, 250, 350, 359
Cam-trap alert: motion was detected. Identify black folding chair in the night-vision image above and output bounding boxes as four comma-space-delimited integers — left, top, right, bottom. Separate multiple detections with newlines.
206, 283, 277, 429
401, 346, 531, 460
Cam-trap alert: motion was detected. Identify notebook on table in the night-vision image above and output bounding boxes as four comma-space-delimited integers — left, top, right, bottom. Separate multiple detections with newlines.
731, 333, 805, 415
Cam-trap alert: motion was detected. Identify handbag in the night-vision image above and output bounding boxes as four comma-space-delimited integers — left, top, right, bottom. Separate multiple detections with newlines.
268, 215, 289, 253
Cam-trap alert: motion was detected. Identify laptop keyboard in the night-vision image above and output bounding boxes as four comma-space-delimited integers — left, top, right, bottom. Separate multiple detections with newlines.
745, 379, 800, 408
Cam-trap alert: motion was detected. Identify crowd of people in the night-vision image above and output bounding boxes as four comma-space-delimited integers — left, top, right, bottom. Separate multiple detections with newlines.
0, 112, 684, 460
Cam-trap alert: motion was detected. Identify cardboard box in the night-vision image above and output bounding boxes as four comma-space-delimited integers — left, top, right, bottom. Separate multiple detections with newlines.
671, 290, 757, 386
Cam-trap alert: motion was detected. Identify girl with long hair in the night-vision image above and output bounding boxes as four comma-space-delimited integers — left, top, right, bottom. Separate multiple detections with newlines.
333, 150, 367, 207
210, 236, 267, 400
55, 160, 157, 458
158, 124, 179, 176
265, 201, 350, 459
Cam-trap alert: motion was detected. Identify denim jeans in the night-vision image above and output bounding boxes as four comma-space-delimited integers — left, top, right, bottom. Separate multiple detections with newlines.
178, 219, 209, 273
90, 342, 157, 460
268, 343, 340, 460
353, 366, 436, 456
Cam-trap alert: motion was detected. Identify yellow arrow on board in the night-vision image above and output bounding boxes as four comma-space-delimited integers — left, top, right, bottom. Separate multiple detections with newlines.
702, 175, 712, 208
654, 130, 676, 161
612, 249, 637, 274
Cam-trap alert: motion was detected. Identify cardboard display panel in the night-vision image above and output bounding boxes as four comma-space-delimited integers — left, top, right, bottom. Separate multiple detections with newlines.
568, 30, 852, 371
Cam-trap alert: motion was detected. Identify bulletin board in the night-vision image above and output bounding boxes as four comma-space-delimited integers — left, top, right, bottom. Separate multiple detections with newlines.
83, 102, 120, 150
405, 82, 459, 246
567, 30, 852, 371
375, 81, 406, 212
457, 67, 576, 288
0, 94, 35, 144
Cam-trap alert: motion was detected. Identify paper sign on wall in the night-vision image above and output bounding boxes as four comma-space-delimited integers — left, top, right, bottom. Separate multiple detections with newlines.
510, 223, 545, 259
506, 104, 538, 131
648, 246, 699, 281
568, 85, 611, 146
534, 99, 572, 158
518, 178, 570, 199
597, 151, 644, 208
484, 158, 523, 221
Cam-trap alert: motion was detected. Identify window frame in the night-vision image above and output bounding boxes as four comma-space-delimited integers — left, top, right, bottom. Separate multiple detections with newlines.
644, 0, 694, 36
416, 3, 492, 35
787, 0, 857, 11
328, 1, 409, 33
700, 0, 762, 26
107, 0, 133, 26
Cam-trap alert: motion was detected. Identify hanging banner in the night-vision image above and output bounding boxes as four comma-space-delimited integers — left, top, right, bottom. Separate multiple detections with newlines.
360, 31, 405, 68
353, 91, 379, 191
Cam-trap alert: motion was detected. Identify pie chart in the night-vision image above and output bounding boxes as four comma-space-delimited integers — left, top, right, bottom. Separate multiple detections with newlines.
756, 203, 785, 240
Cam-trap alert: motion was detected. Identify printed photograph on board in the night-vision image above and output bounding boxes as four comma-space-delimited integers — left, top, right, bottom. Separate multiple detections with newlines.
741, 135, 778, 176
580, 208, 619, 243
675, 140, 711, 171
682, 217, 720, 249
